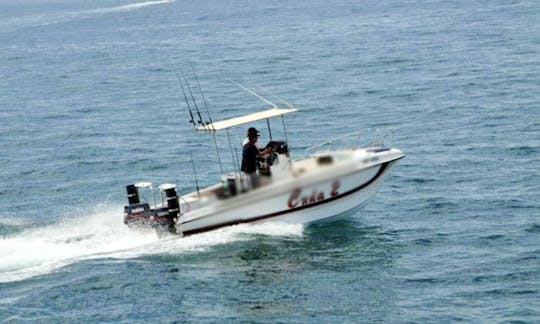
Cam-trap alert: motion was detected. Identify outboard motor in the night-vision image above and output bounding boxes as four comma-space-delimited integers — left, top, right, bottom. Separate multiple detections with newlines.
124, 183, 151, 228
163, 186, 180, 233
126, 184, 140, 205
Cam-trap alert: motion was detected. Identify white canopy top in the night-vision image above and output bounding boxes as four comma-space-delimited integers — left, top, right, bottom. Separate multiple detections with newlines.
195, 107, 297, 131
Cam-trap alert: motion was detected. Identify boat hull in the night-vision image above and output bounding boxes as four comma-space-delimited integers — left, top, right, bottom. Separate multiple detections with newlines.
178, 160, 397, 235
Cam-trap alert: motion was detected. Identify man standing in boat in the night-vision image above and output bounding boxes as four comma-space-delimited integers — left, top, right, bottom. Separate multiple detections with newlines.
241, 128, 271, 188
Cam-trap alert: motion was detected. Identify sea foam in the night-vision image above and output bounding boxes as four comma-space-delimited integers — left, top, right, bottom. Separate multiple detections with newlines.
0, 205, 303, 283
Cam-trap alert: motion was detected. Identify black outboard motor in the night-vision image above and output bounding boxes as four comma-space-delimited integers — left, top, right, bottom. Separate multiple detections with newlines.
163, 186, 180, 233
124, 183, 151, 228
126, 184, 140, 205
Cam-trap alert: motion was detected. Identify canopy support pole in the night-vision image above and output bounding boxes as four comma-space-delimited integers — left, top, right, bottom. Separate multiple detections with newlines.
211, 131, 224, 175
266, 118, 272, 140
226, 128, 243, 191
281, 115, 289, 143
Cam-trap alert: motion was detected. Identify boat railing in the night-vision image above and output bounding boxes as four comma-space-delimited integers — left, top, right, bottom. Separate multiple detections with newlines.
304, 128, 396, 156
368, 128, 396, 148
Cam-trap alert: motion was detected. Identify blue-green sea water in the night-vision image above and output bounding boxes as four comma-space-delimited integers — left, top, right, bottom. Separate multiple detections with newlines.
1, 0, 539, 322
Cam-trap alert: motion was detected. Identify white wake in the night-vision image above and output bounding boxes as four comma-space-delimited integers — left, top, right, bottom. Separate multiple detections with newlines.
0, 205, 303, 283
90, 0, 176, 14
2, 0, 176, 33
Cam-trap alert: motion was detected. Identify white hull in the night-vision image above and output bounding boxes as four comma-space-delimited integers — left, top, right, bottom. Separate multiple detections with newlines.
177, 149, 402, 235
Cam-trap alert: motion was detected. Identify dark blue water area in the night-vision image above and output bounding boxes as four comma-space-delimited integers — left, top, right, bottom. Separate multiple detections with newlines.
1, 0, 539, 322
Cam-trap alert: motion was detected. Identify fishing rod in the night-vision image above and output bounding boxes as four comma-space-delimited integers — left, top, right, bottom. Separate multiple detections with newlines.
179, 67, 204, 127
190, 63, 214, 130
190, 64, 224, 175
171, 64, 196, 128
169, 62, 201, 198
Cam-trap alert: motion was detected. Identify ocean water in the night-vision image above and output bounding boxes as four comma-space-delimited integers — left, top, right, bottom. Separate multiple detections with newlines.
1, 0, 539, 322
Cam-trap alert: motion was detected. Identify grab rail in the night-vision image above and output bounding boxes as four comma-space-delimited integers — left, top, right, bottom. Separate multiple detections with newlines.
305, 128, 396, 156
368, 128, 396, 148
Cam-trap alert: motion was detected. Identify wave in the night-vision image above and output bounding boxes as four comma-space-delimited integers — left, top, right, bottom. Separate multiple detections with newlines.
0, 205, 303, 283
1, 0, 175, 33
89, 0, 176, 14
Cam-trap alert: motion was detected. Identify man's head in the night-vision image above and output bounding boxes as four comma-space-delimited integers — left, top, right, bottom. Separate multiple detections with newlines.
247, 127, 260, 137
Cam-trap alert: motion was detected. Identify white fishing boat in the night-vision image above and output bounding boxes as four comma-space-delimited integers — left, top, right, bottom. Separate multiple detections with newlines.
123, 83, 404, 236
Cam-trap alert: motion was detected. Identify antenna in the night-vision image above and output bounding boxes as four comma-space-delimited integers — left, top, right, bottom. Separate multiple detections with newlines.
252, 83, 297, 110
228, 79, 278, 108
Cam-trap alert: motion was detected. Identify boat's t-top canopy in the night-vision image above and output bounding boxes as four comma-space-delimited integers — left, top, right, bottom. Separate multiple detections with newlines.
196, 107, 297, 131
